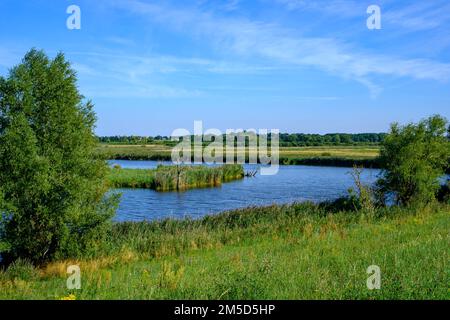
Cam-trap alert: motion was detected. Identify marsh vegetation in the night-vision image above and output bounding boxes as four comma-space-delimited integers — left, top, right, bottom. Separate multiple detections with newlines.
108, 164, 244, 191
0, 50, 449, 300
0, 202, 448, 299
96, 144, 380, 168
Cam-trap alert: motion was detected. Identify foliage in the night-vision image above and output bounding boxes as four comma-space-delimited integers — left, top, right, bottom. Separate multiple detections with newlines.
349, 166, 375, 212
0, 202, 449, 299
98, 133, 386, 147
0, 49, 118, 264
377, 115, 450, 206
108, 164, 244, 191
3, 258, 38, 281
96, 144, 380, 170
280, 156, 380, 168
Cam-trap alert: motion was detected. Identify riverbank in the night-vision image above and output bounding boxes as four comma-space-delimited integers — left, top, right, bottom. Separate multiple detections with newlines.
96, 144, 381, 168
1, 202, 448, 299
279, 157, 381, 168
108, 164, 244, 191
99, 145, 450, 174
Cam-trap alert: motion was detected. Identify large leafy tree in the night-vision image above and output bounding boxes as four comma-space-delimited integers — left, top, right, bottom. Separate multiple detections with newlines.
377, 115, 450, 206
0, 49, 117, 263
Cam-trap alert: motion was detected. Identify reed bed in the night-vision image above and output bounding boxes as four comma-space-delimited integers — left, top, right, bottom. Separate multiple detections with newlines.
95, 144, 380, 164
108, 164, 244, 191
1, 202, 448, 299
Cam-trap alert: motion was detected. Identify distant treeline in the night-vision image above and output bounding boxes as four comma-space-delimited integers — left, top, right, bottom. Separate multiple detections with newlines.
278, 133, 386, 146
98, 133, 387, 147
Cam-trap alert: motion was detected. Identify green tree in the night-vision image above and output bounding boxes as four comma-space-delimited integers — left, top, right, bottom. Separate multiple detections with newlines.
0, 49, 118, 264
377, 115, 450, 206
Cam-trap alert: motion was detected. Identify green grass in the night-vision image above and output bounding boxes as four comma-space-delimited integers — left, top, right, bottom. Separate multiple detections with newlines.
108, 164, 244, 191
96, 144, 173, 161
1, 202, 448, 300
279, 146, 380, 159
96, 144, 380, 166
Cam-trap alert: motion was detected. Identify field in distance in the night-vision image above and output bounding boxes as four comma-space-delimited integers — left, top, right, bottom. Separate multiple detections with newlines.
96, 144, 380, 161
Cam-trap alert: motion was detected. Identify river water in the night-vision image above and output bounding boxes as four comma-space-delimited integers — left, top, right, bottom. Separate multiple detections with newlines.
109, 160, 381, 222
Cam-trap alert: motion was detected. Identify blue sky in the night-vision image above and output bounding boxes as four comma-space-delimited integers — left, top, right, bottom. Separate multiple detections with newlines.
1, 0, 449, 135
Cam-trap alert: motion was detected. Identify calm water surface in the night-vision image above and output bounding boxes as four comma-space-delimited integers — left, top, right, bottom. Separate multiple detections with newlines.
108, 160, 380, 222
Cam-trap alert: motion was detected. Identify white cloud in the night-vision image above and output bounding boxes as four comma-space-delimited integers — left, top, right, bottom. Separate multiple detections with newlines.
69, 50, 277, 78
222, 0, 241, 12
383, 1, 450, 32
71, 63, 98, 76
107, 0, 450, 97
106, 36, 136, 46
274, 0, 366, 18
277, 0, 450, 32
83, 84, 204, 99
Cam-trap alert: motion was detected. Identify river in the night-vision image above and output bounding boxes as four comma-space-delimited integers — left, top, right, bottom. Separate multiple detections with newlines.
108, 160, 381, 222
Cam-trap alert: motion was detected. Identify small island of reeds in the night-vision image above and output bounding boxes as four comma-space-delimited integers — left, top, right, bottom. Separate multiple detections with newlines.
108, 164, 244, 191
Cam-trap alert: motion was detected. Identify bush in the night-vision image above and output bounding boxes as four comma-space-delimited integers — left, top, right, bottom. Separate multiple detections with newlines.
377, 115, 450, 206
319, 195, 360, 212
0, 49, 118, 264
4, 258, 39, 281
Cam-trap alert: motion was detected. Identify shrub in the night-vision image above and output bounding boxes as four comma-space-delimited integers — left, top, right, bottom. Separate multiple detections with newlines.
0, 49, 118, 264
377, 115, 450, 206
349, 166, 375, 212
4, 258, 39, 281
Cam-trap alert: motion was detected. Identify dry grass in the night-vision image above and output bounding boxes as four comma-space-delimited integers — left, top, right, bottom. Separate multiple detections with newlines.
40, 248, 138, 278
96, 144, 380, 161
0, 203, 448, 299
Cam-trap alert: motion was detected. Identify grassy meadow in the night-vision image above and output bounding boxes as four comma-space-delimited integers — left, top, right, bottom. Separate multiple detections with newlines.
96, 144, 173, 160
108, 164, 244, 191
1, 49, 448, 303
96, 144, 380, 165
0, 202, 448, 300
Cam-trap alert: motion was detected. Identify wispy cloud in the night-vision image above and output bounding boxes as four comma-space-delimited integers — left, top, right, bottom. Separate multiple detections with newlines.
222, 0, 241, 12
106, 36, 136, 46
68, 51, 208, 98
383, 1, 450, 32
71, 62, 98, 76
296, 96, 340, 101
69, 50, 278, 77
83, 84, 204, 99
108, 0, 450, 97
274, 0, 366, 18
277, 0, 450, 32
69, 50, 280, 98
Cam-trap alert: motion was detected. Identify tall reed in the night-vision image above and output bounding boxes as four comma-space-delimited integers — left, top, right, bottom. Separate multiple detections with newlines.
108, 164, 244, 191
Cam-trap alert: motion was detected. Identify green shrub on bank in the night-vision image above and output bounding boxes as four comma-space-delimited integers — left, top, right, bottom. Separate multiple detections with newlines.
2, 258, 38, 281
65, 201, 449, 271
0, 49, 118, 264
1, 197, 448, 299
377, 115, 450, 206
